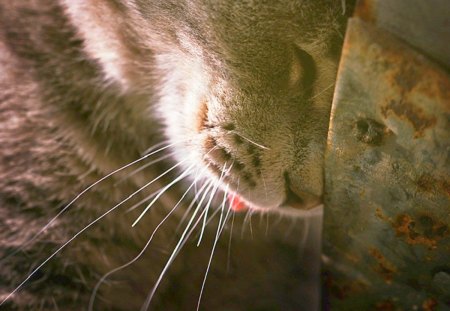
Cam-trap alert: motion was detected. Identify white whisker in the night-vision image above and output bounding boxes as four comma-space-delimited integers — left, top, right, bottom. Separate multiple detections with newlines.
143, 139, 182, 155
0, 140, 183, 263
298, 216, 311, 256
196, 185, 230, 311
132, 163, 195, 227
226, 209, 235, 273
192, 201, 223, 242
310, 82, 334, 100
140, 191, 210, 311
196, 163, 228, 246
115, 151, 177, 185
230, 131, 270, 150
175, 179, 211, 234
88, 173, 198, 311
261, 173, 268, 200
125, 189, 159, 213
241, 209, 252, 238
0, 157, 188, 307
248, 210, 254, 239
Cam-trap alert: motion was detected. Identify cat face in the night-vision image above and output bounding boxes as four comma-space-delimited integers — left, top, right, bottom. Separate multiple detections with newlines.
65, 0, 345, 214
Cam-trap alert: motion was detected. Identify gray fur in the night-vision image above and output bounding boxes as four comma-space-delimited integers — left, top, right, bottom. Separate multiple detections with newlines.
0, 0, 352, 310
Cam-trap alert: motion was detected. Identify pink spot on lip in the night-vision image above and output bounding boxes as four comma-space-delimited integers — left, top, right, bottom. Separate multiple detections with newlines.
228, 194, 247, 212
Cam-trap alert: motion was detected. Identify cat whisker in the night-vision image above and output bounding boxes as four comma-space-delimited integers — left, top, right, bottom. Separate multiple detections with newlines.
142, 139, 181, 155
226, 209, 236, 273
261, 173, 268, 200
174, 145, 220, 233
197, 163, 231, 246
265, 212, 270, 237
0, 158, 188, 307
175, 179, 212, 234
115, 151, 177, 185
140, 187, 212, 311
241, 209, 252, 239
284, 217, 297, 240
127, 163, 206, 215
125, 189, 159, 213
132, 162, 195, 227
0, 140, 182, 263
240, 209, 255, 240
297, 216, 310, 256
88, 171, 200, 311
309, 82, 335, 100
229, 130, 270, 150
191, 199, 223, 242
196, 185, 231, 311
249, 210, 254, 239
341, 0, 346, 15
141, 163, 231, 310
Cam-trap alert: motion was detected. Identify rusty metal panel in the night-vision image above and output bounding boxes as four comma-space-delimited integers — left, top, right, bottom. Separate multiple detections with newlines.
354, 0, 450, 69
322, 13, 450, 311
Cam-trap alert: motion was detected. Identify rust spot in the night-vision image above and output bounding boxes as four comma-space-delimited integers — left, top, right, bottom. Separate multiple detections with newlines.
381, 99, 437, 138
416, 174, 437, 193
437, 81, 450, 108
416, 174, 450, 197
394, 214, 448, 248
440, 179, 450, 197
375, 208, 390, 222
323, 272, 367, 300
355, 0, 375, 23
394, 66, 419, 91
377, 209, 449, 248
375, 299, 397, 311
344, 253, 361, 264
414, 63, 450, 107
422, 298, 438, 311
369, 248, 397, 283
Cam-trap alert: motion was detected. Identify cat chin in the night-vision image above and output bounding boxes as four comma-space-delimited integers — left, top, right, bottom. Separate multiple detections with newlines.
270, 204, 324, 218
231, 191, 323, 219
241, 202, 323, 219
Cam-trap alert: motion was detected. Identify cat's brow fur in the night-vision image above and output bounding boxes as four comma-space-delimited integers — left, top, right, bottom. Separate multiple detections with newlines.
0, 0, 352, 310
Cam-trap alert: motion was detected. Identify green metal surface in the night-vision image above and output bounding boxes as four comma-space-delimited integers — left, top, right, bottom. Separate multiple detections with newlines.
322, 11, 450, 311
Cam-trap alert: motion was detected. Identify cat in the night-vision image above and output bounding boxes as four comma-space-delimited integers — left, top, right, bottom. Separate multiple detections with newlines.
0, 0, 353, 310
